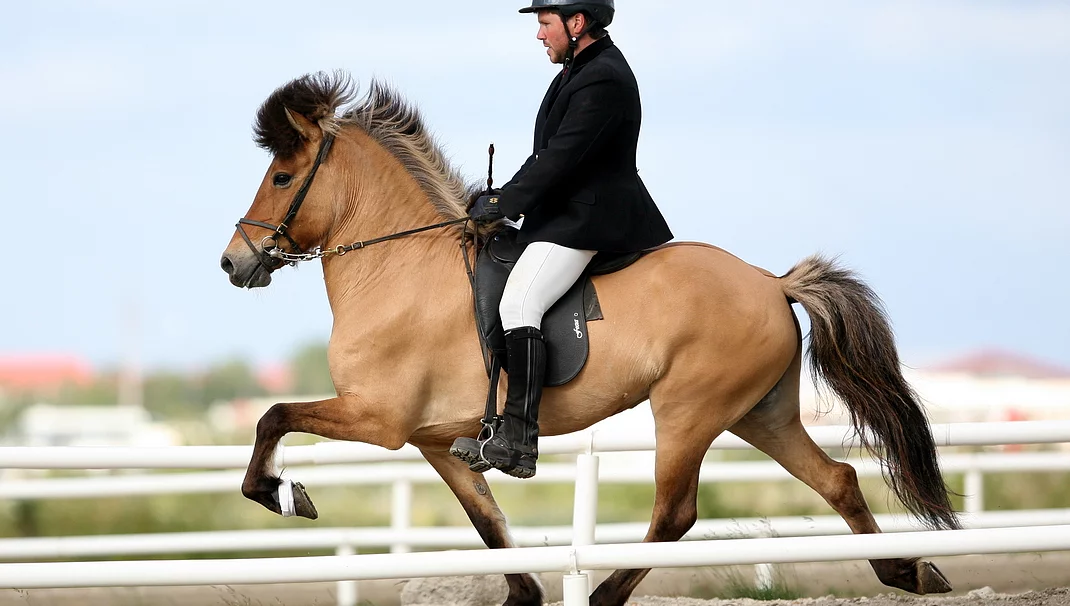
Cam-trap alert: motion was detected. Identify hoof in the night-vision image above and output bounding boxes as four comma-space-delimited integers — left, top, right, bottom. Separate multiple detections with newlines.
916, 560, 952, 594
277, 479, 319, 520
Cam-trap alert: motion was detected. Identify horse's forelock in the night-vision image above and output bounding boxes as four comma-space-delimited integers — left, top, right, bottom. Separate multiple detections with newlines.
252, 71, 487, 235
254, 71, 355, 158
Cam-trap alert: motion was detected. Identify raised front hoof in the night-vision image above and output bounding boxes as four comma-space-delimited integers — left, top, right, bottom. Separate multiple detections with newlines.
450, 437, 492, 473
291, 481, 319, 519
275, 479, 319, 520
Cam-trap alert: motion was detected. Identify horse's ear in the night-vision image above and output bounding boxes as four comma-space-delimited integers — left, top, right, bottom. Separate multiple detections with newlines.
284, 107, 320, 141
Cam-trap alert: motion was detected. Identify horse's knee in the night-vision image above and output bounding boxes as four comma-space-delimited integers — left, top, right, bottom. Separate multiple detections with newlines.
255, 403, 288, 439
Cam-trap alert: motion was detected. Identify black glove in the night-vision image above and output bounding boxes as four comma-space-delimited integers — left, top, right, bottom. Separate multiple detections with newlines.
468, 192, 504, 223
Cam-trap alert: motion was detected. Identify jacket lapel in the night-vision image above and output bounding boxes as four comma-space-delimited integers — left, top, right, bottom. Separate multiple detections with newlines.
534, 71, 565, 152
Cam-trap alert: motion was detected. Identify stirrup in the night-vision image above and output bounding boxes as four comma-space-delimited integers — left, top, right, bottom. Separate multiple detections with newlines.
472, 416, 502, 472
448, 416, 502, 473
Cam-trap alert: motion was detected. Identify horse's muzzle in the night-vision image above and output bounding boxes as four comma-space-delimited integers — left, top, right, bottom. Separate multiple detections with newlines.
220, 252, 273, 289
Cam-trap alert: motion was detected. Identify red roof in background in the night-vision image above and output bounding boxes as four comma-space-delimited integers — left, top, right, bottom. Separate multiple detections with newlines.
928, 349, 1070, 380
0, 354, 94, 390
257, 363, 293, 394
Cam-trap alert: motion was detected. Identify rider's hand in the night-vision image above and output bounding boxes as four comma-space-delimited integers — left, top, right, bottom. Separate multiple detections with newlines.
468, 192, 504, 223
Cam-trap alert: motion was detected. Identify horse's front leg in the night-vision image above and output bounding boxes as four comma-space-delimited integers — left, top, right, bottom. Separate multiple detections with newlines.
241, 394, 407, 518
420, 447, 545, 606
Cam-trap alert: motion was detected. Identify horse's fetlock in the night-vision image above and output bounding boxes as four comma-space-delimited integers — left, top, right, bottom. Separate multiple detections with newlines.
242, 475, 280, 499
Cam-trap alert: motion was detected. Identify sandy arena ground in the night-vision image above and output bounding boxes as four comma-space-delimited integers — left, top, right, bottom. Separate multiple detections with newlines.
4, 553, 1070, 606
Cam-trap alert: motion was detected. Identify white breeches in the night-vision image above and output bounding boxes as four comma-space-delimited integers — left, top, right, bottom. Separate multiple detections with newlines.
500, 241, 597, 331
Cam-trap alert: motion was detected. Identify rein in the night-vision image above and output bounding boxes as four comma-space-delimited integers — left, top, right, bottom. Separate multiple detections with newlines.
265, 217, 469, 264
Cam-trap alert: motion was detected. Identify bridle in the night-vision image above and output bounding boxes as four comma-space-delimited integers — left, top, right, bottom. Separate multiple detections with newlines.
234, 131, 467, 270
235, 132, 337, 271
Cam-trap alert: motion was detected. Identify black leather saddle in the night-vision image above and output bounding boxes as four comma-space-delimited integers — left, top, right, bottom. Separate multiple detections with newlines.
474, 226, 644, 386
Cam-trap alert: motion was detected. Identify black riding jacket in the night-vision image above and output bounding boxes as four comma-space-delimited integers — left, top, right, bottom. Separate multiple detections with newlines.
498, 36, 673, 252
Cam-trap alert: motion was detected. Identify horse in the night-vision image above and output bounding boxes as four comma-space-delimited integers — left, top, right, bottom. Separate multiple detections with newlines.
219, 72, 959, 606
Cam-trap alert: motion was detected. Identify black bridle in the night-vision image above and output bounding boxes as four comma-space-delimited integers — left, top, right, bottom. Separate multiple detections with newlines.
234, 131, 467, 270
235, 132, 337, 271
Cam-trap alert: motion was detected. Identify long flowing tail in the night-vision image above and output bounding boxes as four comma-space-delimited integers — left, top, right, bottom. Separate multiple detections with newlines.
779, 254, 960, 530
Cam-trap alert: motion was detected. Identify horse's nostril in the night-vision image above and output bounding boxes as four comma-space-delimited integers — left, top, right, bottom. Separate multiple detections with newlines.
221, 255, 235, 275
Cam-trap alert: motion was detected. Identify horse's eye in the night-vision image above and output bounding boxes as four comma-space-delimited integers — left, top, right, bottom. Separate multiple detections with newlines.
273, 173, 293, 188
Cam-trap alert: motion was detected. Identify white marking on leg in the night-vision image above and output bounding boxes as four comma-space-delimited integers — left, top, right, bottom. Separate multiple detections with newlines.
278, 477, 296, 518
269, 443, 284, 478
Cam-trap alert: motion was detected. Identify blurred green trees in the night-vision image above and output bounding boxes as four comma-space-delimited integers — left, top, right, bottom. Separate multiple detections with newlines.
0, 342, 334, 423
289, 342, 334, 395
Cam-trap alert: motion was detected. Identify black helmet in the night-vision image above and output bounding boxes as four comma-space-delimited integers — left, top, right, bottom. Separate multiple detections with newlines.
518, 0, 615, 27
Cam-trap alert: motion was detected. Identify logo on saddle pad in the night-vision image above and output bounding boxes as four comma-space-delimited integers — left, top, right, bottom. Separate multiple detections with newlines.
573, 313, 583, 339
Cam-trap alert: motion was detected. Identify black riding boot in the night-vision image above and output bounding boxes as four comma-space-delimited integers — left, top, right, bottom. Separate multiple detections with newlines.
450, 326, 546, 479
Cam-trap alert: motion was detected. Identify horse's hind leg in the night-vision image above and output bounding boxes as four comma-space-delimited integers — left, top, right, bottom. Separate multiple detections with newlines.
421, 448, 544, 606
590, 383, 744, 606
590, 435, 705, 606
729, 352, 953, 594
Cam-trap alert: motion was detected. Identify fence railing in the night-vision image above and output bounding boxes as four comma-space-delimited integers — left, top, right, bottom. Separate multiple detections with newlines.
1, 420, 1068, 606
3, 420, 1069, 469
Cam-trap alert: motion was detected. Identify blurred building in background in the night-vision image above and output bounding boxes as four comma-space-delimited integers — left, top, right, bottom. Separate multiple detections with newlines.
1, 348, 1067, 448
10, 403, 179, 447
801, 349, 1070, 425
0, 354, 93, 400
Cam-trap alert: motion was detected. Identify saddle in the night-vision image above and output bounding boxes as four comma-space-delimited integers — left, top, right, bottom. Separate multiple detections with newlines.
474, 226, 645, 386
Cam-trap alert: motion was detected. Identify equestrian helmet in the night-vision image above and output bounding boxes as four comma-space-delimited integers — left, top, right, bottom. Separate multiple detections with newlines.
518, 0, 615, 27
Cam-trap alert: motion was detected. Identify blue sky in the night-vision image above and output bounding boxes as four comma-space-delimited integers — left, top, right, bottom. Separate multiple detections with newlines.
2, 1, 1067, 371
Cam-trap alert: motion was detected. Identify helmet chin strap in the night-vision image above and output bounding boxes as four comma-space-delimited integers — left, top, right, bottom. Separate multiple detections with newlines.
559, 13, 587, 75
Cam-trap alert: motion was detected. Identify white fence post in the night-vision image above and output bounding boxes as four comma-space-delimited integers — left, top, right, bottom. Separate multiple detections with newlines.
391, 479, 413, 554
754, 561, 775, 592
964, 468, 984, 515
570, 436, 600, 598
335, 544, 357, 606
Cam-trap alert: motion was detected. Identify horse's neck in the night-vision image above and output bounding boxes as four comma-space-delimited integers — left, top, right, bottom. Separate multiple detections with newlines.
320, 227, 464, 310
319, 152, 471, 377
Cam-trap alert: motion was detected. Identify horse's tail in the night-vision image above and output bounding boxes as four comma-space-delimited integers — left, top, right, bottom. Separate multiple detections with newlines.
779, 254, 960, 530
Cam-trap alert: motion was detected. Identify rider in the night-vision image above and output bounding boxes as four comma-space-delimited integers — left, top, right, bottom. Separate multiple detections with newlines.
451, 0, 673, 478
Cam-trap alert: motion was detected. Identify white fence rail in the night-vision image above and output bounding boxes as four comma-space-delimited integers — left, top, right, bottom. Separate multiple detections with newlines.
3, 420, 1069, 469
3, 526, 1070, 589
4, 452, 1069, 513
2, 510, 1069, 561
1, 420, 1069, 606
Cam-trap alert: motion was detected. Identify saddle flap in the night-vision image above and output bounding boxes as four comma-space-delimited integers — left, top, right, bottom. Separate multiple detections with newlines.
473, 227, 645, 386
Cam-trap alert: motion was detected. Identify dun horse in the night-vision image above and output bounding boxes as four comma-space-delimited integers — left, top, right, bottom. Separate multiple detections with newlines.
220, 73, 958, 606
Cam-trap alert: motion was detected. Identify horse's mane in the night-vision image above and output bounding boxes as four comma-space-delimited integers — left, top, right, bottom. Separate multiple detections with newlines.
254, 71, 482, 228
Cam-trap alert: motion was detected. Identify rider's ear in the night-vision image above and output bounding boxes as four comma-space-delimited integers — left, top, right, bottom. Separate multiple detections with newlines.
284, 107, 320, 142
